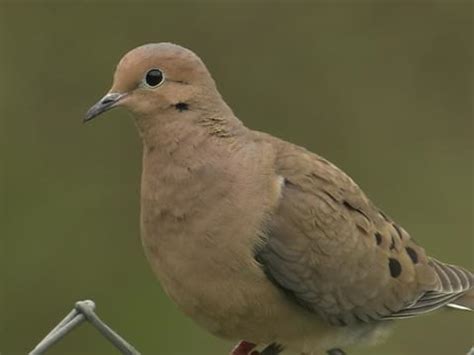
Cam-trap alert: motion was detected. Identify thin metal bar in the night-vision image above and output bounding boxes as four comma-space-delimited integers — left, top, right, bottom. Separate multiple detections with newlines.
29, 300, 140, 355
75, 301, 140, 355
40, 308, 80, 344
25, 299, 474, 355
29, 313, 85, 354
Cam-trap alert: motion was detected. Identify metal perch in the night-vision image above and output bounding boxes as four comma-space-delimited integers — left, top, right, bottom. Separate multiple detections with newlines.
28, 299, 473, 355
29, 300, 140, 355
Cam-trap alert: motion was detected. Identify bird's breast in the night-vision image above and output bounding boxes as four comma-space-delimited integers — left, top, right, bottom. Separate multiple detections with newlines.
138, 149, 288, 338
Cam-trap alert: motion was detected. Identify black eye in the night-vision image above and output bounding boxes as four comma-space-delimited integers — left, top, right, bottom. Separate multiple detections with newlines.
145, 69, 164, 87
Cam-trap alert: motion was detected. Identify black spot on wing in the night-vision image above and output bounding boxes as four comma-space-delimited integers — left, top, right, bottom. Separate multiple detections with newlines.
374, 232, 383, 245
356, 224, 369, 235
322, 190, 339, 203
379, 210, 390, 222
389, 258, 402, 278
405, 247, 419, 264
392, 223, 404, 239
389, 236, 396, 250
342, 200, 369, 220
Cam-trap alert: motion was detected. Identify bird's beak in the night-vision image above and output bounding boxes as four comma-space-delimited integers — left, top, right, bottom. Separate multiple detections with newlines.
84, 92, 127, 122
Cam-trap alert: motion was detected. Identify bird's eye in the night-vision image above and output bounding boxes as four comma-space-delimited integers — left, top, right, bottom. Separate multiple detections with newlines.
144, 69, 164, 87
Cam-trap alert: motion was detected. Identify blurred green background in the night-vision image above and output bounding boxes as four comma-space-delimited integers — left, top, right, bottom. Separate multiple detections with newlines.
1, 1, 472, 355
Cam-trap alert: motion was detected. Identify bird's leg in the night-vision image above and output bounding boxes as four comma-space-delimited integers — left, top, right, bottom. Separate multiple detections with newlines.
231, 341, 257, 355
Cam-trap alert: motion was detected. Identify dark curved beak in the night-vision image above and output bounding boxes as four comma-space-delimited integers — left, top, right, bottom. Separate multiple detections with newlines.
84, 92, 127, 123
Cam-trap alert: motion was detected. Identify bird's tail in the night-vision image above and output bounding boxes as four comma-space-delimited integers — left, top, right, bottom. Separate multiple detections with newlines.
383, 259, 473, 319
447, 289, 474, 311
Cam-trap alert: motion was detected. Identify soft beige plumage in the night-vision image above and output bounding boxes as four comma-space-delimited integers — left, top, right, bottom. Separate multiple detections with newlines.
85, 43, 473, 355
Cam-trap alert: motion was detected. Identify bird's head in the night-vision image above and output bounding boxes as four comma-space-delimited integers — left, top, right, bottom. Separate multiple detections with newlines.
85, 43, 218, 123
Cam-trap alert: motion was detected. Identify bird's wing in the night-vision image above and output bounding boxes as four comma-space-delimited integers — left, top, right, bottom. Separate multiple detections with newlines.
255, 139, 473, 326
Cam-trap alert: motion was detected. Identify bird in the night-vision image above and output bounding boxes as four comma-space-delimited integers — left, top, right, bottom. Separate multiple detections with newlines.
85, 43, 473, 355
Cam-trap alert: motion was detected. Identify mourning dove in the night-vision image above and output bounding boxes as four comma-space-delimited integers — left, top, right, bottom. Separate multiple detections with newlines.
85, 43, 473, 355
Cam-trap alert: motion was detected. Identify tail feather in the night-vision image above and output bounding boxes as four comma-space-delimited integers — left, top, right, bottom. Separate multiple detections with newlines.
430, 259, 474, 294
385, 259, 473, 319
448, 290, 474, 311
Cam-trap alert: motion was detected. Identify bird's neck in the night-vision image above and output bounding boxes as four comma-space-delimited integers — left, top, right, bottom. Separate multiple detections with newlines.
138, 108, 250, 249
134, 100, 245, 157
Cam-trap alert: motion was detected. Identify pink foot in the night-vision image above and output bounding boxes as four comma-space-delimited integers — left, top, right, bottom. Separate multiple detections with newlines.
231, 340, 259, 355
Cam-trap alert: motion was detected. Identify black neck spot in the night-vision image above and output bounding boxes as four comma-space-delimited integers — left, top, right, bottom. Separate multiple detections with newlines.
174, 102, 189, 112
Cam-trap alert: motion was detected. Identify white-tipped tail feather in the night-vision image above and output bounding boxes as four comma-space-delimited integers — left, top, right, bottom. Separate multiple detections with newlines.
385, 259, 473, 319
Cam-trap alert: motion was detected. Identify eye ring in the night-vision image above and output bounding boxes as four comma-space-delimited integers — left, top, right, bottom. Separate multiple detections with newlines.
144, 68, 165, 88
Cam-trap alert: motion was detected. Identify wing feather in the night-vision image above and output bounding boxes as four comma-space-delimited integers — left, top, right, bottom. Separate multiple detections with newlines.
256, 137, 473, 325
